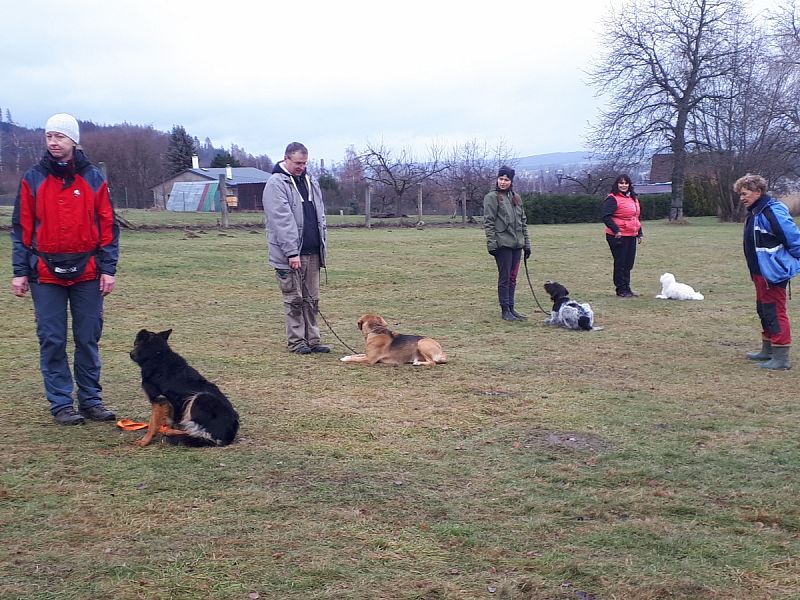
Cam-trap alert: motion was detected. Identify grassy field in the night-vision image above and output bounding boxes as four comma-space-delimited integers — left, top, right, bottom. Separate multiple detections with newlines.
0, 207, 461, 230
1, 215, 798, 599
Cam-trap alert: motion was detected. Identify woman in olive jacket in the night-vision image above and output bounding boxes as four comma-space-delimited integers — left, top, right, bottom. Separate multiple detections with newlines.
483, 166, 531, 321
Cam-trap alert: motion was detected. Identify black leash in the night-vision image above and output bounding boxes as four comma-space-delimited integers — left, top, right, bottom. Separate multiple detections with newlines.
299, 269, 360, 354
523, 256, 550, 314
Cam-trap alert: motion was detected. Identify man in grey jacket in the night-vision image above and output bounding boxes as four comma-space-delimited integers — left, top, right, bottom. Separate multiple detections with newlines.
262, 142, 329, 354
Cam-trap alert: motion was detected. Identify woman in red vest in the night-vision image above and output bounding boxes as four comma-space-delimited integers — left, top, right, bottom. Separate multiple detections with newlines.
602, 175, 643, 297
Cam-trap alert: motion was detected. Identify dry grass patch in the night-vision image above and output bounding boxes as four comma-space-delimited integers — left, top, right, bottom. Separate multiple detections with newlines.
1, 216, 799, 599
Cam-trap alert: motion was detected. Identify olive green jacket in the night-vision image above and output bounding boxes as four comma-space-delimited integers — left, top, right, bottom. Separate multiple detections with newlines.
483, 190, 530, 253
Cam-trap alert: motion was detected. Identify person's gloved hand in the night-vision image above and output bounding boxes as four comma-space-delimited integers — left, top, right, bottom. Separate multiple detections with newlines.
488, 248, 498, 256
524, 247, 531, 260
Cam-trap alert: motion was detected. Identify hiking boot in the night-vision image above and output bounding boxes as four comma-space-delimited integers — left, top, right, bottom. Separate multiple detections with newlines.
310, 345, 330, 353
53, 406, 85, 426
291, 344, 313, 355
80, 403, 116, 421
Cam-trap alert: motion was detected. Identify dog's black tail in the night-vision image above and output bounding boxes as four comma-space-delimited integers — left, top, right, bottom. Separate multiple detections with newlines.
578, 315, 592, 331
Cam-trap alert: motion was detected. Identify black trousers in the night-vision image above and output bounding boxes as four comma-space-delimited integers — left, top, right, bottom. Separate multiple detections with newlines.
493, 247, 522, 306
606, 234, 637, 294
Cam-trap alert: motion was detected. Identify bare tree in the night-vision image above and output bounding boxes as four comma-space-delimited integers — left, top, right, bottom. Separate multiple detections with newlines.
686, 1, 800, 220
442, 140, 514, 220
359, 142, 449, 215
589, 0, 749, 220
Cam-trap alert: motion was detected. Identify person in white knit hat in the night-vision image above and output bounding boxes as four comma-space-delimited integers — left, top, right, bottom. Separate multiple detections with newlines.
10, 113, 120, 425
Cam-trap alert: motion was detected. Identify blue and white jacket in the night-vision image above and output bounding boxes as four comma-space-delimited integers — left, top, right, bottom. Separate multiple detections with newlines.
743, 194, 800, 284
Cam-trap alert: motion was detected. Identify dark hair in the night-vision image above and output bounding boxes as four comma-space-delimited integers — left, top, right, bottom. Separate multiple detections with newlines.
611, 174, 636, 197
284, 142, 308, 157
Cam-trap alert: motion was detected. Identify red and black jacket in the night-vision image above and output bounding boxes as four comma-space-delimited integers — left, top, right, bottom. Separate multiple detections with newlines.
11, 150, 119, 285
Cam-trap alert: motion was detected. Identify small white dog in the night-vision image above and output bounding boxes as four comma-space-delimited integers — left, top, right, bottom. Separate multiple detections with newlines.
655, 273, 704, 300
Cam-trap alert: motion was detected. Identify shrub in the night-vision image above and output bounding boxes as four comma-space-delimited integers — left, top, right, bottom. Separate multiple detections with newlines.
523, 190, 715, 225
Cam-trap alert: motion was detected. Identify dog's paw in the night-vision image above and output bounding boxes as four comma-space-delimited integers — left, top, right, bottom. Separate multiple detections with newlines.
340, 356, 351, 362
655, 294, 667, 299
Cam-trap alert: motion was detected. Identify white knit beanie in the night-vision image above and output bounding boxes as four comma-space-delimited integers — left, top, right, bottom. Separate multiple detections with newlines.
45, 113, 80, 144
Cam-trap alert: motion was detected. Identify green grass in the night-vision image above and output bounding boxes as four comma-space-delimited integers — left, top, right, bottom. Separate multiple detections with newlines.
1, 216, 798, 599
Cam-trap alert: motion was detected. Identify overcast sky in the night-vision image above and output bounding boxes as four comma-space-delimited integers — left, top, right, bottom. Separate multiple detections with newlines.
0, 0, 777, 165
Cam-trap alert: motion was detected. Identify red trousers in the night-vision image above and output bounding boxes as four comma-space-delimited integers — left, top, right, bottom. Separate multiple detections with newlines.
752, 275, 791, 346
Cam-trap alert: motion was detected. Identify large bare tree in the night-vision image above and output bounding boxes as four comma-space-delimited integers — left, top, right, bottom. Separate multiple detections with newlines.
442, 140, 514, 220
359, 142, 449, 215
685, 1, 800, 220
589, 0, 749, 220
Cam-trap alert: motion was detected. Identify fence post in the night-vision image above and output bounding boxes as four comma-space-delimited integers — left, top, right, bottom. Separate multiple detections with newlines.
365, 185, 372, 229
417, 183, 423, 224
218, 175, 229, 228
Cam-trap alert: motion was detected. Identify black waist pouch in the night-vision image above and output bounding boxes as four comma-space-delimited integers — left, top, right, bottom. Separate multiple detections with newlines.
36, 251, 94, 280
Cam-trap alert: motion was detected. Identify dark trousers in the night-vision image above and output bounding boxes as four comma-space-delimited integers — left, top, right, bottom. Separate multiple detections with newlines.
29, 280, 105, 414
606, 234, 637, 294
752, 274, 791, 346
493, 247, 522, 307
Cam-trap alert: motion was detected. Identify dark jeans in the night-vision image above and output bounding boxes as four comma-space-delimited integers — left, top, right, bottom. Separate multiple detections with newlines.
493, 247, 522, 306
606, 234, 637, 294
30, 280, 105, 414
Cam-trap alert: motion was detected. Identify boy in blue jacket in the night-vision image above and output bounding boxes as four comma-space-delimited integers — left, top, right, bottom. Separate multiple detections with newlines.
737, 173, 800, 370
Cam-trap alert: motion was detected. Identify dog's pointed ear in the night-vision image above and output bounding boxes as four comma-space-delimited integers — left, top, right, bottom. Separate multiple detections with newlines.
563, 287, 569, 297
158, 329, 173, 340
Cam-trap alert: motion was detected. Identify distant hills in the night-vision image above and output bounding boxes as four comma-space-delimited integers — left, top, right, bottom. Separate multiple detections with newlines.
514, 151, 593, 172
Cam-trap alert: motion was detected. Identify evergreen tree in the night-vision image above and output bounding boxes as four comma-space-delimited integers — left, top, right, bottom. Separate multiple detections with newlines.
5, 109, 13, 125
210, 150, 241, 168
165, 125, 196, 175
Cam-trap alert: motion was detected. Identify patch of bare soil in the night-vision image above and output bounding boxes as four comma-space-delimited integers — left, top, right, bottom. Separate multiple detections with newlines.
526, 428, 613, 453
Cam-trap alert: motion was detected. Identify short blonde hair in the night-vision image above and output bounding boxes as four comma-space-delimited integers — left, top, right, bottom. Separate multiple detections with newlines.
733, 174, 768, 194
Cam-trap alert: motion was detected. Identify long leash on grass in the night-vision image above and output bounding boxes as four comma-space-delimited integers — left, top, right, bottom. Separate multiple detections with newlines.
300, 270, 360, 355
523, 256, 550, 314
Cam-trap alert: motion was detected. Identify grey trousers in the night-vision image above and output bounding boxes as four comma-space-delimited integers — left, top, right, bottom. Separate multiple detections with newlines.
275, 253, 321, 350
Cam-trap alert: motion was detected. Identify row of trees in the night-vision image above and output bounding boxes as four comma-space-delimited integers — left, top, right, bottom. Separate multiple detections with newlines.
0, 119, 273, 208
590, 0, 800, 221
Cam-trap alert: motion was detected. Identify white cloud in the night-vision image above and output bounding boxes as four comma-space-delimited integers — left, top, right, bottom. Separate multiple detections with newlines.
2, 0, 629, 163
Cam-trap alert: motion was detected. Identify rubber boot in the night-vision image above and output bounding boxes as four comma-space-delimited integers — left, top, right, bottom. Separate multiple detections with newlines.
760, 346, 790, 370
501, 305, 518, 321
509, 305, 527, 320
746, 339, 772, 361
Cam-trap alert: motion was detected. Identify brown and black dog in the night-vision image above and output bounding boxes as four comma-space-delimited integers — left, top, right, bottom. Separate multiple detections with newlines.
129, 329, 239, 447
340, 314, 447, 366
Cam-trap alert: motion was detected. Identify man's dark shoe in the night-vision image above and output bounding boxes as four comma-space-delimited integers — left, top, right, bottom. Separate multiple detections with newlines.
291, 344, 313, 355
80, 403, 116, 421
310, 345, 330, 353
53, 406, 85, 426
617, 291, 633, 298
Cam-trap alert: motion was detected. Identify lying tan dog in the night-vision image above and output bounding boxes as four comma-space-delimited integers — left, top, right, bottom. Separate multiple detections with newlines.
340, 314, 447, 366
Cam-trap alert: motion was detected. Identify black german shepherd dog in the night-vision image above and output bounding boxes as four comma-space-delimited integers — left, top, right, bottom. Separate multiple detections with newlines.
129, 329, 239, 447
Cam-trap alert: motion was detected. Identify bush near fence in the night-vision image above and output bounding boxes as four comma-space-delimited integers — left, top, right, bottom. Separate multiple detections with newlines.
522, 192, 717, 224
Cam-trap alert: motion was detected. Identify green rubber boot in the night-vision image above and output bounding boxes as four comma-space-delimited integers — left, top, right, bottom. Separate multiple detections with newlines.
760, 346, 790, 370
746, 339, 772, 361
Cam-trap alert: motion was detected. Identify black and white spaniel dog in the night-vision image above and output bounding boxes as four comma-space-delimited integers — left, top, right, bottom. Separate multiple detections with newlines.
543, 281, 595, 331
